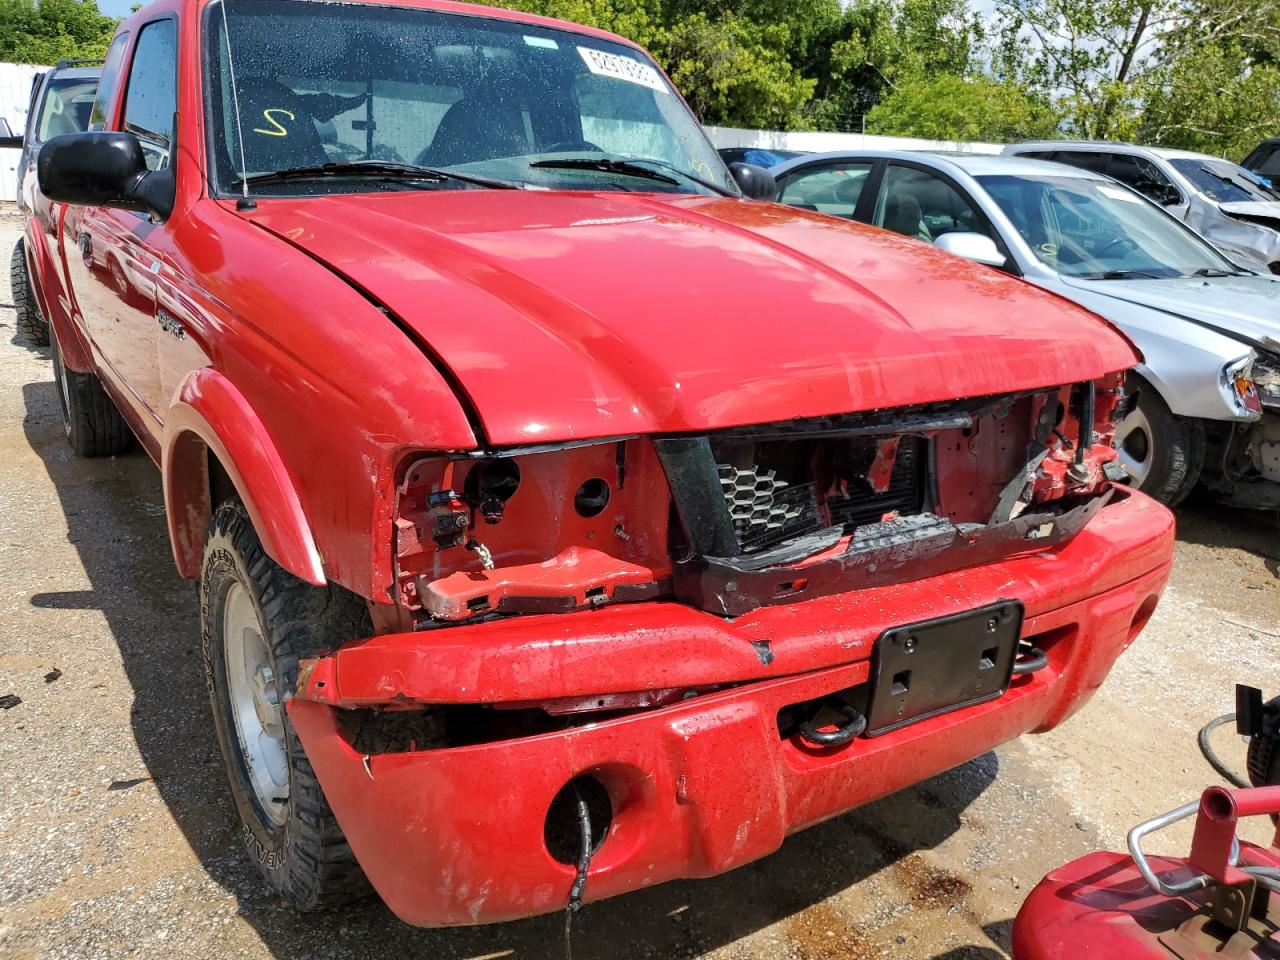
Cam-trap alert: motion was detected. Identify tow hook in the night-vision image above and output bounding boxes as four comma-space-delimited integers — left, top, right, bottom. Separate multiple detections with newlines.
1011, 644, 1049, 675
798, 700, 868, 747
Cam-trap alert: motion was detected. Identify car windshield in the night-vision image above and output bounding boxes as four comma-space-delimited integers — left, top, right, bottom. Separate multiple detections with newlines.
35, 76, 98, 143
977, 174, 1239, 279
203, 0, 732, 196
1169, 158, 1280, 203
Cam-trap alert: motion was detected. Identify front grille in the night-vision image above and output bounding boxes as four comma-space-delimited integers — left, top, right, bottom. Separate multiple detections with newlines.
711, 435, 926, 555
717, 465, 824, 552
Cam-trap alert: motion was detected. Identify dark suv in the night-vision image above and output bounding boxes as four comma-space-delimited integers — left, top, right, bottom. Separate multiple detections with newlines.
10, 60, 100, 346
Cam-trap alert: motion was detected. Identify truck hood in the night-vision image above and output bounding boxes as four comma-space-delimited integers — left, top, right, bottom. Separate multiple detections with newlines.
1060, 274, 1280, 354
247, 191, 1136, 446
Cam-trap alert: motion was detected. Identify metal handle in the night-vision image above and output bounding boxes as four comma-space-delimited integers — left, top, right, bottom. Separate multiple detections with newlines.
798, 701, 867, 747
1126, 800, 1238, 897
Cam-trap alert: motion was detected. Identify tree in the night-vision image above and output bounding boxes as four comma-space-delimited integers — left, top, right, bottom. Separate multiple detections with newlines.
0, 0, 118, 64
992, 0, 1176, 139
866, 74, 1061, 140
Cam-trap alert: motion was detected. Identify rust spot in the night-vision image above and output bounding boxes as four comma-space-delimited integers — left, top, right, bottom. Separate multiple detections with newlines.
893, 853, 972, 907
786, 903, 878, 960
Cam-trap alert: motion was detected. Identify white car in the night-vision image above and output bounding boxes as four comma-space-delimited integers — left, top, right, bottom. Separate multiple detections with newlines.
1004, 141, 1280, 275
770, 150, 1280, 507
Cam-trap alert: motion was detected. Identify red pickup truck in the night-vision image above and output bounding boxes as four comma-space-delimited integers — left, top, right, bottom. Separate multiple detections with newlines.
27, 0, 1174, 928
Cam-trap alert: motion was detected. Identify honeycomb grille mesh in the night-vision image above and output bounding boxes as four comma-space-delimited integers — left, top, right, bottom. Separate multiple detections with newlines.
716, 465, 823, 553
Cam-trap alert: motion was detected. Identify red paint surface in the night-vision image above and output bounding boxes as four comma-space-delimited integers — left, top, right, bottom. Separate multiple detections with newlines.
1014, 787, 1280, 959
289, 489, 1173, 926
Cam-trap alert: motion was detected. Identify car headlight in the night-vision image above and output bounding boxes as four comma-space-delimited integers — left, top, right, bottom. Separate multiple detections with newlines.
1225, 355, 1264, 415
1253, 355, 1280, 410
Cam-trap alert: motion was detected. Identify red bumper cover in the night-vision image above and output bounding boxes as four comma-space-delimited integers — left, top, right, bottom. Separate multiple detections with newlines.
289, 488, 1174, 926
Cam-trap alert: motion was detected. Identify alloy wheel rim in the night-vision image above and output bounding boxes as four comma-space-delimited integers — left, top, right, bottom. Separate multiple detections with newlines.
1114, 406, 1154, 486
223, 582, 289, 826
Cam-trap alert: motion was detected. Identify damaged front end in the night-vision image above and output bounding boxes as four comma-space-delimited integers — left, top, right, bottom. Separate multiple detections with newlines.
286, 370, 1176, 926
1202, 353, 1280, 509
388, 374, 1127, 624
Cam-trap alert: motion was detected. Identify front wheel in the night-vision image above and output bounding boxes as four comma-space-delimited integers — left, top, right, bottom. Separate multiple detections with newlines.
1113, 376, 1204, 506
202, 500, 371, 910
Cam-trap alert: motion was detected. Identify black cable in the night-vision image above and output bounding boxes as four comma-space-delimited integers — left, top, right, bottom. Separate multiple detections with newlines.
1198, 712, 1251, 789
564, 786, 594, 960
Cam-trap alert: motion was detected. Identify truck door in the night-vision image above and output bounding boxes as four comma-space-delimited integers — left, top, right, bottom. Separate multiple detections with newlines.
62, 18, 177, 431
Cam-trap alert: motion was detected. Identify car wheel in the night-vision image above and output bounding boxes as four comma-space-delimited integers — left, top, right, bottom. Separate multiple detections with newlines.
10, 239, 50, 346
202, 500, 376, 910
50, 327, 134, 457
1114, 376, 1204, 506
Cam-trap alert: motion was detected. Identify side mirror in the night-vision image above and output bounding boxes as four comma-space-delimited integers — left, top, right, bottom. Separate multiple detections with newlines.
729, 162, 777, 201
38, 131, 175, 222
0, 117, 20, 150
934, 231, 1007, 268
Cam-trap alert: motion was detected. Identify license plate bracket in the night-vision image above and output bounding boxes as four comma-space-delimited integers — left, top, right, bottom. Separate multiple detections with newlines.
865, 600, 1024, 737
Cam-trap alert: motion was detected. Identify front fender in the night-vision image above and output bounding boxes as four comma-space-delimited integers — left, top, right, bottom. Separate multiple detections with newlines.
163, 368, 325, 586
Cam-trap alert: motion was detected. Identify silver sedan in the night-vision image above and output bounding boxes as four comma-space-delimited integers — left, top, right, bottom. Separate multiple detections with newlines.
770, 150, 1280, 508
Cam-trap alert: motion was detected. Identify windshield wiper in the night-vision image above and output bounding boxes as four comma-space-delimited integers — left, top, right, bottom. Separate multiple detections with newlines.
1189, 266, 1251, 277
1084, 269, 1169, 280
233, 160, 523, 190
529, 156, 735, 196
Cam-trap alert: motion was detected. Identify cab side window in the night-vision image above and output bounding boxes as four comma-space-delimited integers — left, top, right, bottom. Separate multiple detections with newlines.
777, 163, 873, 218
1048, 151, 1111, 174
88, 32, 130, 131
121, 20, 178, 171
1105, 153, 1181, 205
873, 164, 991, 243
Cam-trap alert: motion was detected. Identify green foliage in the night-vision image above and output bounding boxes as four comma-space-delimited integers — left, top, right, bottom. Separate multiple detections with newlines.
866, 75, 1062, 141
1139, 42, 1280, 158
0, 0, 118, 64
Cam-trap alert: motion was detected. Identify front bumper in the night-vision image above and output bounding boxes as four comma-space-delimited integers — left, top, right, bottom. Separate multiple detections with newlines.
288, 486, 1174, 926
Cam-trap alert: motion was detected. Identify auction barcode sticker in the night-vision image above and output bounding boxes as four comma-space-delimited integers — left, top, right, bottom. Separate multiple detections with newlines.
577, 46, 668, 94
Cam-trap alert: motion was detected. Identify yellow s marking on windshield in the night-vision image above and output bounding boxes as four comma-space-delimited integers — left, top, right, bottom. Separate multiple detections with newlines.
253, 108, 295, 137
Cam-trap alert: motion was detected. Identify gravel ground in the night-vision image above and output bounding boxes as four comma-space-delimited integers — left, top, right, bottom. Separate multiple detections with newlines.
1, 207, 1277, 960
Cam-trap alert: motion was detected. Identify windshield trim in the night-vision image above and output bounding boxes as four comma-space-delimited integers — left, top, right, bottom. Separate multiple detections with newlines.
199, 0, 738, 201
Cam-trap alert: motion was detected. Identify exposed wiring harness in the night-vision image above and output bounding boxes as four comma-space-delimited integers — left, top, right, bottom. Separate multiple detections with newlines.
563, 785, 594, 960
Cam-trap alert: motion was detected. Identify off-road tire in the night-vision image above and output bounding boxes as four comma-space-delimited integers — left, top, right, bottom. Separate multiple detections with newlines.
10, 239, 49, 346
50, 328, 133, 457
202, 500, 373, 911
1125, 377, 1204, 507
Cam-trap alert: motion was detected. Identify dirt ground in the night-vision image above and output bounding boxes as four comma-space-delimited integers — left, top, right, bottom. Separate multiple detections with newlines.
0, 207, 1277, 960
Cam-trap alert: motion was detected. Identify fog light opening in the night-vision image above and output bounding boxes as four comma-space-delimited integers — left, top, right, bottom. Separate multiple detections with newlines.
1127, 594, 1160, 643
545, 775, 612, 865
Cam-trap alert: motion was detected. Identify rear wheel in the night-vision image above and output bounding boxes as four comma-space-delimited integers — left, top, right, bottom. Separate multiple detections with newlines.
10, 239, 49, 346
202, 500, 372, 910
50, 328, 133, 457
1114, 376, 1203, 506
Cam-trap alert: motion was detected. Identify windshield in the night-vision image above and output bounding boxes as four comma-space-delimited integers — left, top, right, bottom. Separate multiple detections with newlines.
203, 0, 732, 196
35, 76, 98, 143
1169, 158, 1280, 203
977, 174, 1239, 279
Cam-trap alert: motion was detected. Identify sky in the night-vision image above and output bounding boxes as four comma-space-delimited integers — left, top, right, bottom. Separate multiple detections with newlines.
99, 0, 136, 17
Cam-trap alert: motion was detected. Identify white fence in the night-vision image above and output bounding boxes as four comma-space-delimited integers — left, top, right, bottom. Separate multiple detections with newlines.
703, 125, 1004, 156
1, 63, 45, 202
